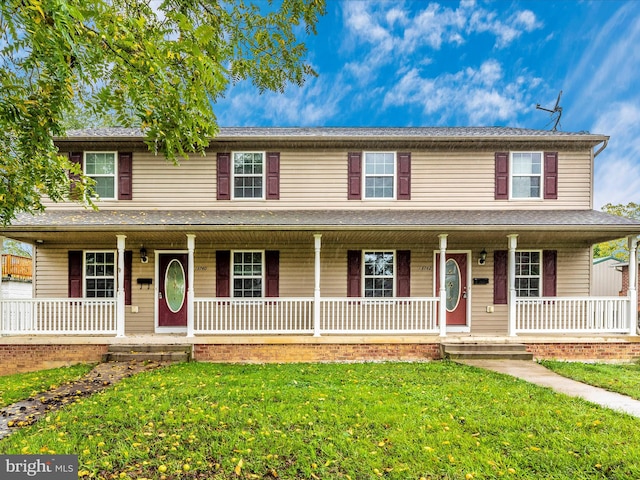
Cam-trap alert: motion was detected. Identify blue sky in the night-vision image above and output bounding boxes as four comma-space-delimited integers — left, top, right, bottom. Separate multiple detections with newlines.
214, 0, 640, 210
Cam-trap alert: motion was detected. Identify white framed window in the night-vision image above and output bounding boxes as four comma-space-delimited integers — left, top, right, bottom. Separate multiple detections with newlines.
85, 251, 116, 298
232, 251, 264, 297
511, 152, 542, 199
233, 152, 264, 199
515, 250, 541, 297
364, 152, 395, 199
363, 251, 395, 297
85, 152, 117, 199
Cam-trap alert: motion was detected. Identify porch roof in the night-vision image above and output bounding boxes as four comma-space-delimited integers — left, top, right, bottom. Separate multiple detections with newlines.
6, 209, 640, 245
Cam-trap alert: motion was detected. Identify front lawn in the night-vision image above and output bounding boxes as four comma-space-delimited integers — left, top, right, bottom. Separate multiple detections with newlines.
0, 364, 95, 408
540, 360, 640, 400
1, 361, 639, 479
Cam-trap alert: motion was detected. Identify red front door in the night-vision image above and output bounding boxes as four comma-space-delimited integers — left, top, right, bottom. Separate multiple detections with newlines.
158, 253, 188, 328
436, 253, 468, 326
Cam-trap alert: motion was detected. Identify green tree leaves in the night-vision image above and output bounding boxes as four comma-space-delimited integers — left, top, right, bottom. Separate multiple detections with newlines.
0, 0, 325, 225
594, 202, 640, 260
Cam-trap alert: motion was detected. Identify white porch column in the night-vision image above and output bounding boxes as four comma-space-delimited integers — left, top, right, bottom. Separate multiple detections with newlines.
116, 235, 126, 338
187, 234, 196, 338
438, 234, 448, 337
313, 234, 322, 337
628, 235, 638, 336
507, 234, 518, 337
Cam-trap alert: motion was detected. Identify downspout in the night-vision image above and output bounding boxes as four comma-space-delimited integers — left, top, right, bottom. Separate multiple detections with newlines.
590, 138, 608, 210
593, 139, 608, 159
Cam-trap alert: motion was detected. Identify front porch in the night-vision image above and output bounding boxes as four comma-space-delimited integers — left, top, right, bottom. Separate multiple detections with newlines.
3, 211, 640, 341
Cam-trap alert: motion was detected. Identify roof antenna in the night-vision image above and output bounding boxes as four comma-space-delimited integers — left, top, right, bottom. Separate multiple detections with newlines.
536, 90, 563, 131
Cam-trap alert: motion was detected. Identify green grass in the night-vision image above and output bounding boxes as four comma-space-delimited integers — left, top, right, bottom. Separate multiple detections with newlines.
2, 361, 640, 479
0, 364, 95, 408
540, 360, 640, 400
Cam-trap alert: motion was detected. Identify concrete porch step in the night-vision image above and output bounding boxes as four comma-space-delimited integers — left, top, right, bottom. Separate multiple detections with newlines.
441, 343, 533, 361
103, 344, 192, 363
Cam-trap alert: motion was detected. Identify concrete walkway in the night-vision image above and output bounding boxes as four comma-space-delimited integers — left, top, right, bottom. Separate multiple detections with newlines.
457, 359, 640, 418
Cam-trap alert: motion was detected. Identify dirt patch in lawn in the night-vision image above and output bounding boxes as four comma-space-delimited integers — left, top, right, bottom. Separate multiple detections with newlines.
0, 361, 166, 440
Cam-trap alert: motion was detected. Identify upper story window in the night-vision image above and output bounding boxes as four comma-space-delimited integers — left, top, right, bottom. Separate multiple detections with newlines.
364, 251, 395, 297
511, 152, 542, 199
233, 152, 264, 199
85, 152, 117, 200
85, 251, 116, 298
495, 151, 557, 201
232, 251, 263, 297
514, 251, 541, 297
348, 152, 410, 201
364, 152, 395, 199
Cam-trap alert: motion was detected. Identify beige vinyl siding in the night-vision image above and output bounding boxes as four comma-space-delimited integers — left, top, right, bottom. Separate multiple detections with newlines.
45, 149, 592, 211
468, 245, 591, 335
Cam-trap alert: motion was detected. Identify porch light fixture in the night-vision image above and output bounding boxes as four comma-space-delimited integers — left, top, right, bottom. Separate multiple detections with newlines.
140, 247, 148, 264
478, 249, 487, 265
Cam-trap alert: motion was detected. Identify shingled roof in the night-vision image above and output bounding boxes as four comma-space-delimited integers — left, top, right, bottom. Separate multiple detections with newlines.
60, 126, 607, 143
8, 209, 639, 230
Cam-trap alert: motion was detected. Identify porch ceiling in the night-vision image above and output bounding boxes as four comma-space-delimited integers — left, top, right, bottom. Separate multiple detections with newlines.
5, 209, 640, 246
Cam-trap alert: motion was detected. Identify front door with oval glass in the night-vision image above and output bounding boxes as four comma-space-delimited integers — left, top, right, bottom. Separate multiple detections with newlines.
435, 253, 468, 326
158, 253, 188, 328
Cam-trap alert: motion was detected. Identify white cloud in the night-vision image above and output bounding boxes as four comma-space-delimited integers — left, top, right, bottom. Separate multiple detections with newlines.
382, 60, 532, 125
564, 3, 640, 122
216, 72, 349, 126
592, 103, 640, 208
468, 8, 542, 48
341, 1, 542, 66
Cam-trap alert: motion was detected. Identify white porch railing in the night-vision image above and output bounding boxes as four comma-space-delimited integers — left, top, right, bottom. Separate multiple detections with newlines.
0, 298, 117, 335
1, 296, 633, 336
194, 297, 440, 335
515, 297, 630, 334
194, 297, 315, 334
320, 297, 439, 334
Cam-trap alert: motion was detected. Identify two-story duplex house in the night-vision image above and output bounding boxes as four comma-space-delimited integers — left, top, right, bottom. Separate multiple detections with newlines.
2, 127, 640, 371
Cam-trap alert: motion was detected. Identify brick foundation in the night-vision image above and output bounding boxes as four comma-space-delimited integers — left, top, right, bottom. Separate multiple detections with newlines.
3, 341, 640, 375
0, 344, 108, 375
194, 343, 442, 363
526, 342, 640, 361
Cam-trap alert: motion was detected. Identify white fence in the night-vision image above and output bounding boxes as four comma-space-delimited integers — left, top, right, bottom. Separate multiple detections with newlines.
194, 297, 439, 335
1, 296, 633, 336
194, 298, 315, 334
0, 298, 117, 335
320, 298, 439, 334
515, 297, 629, 334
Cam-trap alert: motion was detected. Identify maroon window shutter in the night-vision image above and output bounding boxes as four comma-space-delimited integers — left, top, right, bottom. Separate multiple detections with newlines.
68, 250, 83, 298
217, 153, 231, 200
543, 250, 557, 297
69, 152, 83, 199
396, 250, 411, 297
397, 152, 411, 200
266, 152, 280, 200
543, 152, 558, 200
494, 250, 508, 304
347, 250, 362, 297
216, 250, 231, 297
265, 250, 280, 297
118, 152, 133, 200
348, 152, 362, 200
124, 250, 133, 305
495, 152, 509, 200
